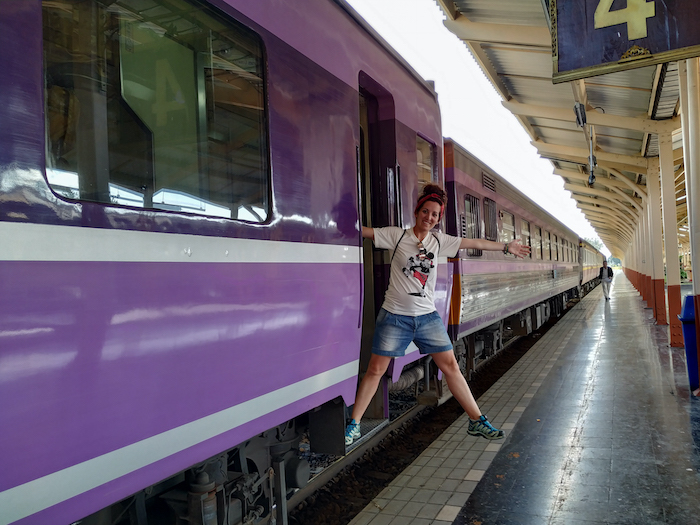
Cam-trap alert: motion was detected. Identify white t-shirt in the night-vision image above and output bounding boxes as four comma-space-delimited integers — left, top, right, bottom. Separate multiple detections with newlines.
373, 227, 462, 316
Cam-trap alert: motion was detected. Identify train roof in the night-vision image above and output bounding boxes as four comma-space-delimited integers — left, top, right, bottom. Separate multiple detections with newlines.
444, 138, 581, 241
332, 0, 438, 100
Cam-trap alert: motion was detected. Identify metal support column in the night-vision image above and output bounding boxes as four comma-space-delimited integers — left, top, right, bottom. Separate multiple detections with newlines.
629, 225, 639, 290
647, 158, 667, 324
632, 225, 642, 293
642, 210, 651, 304
680, 62, 694, 283
636, 222, 643, 292
633, 225, 639, 288
660, 132, 683, 345
683, 58, 700, 394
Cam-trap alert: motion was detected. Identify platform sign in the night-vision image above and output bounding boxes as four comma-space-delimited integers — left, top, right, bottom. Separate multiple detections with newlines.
552, 0, 700, 83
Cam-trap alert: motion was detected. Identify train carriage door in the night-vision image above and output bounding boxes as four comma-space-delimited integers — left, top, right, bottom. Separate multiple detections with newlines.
358, 76, 398, 419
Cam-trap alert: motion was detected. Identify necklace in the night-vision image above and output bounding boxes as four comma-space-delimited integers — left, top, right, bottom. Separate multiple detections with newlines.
412, 226, 426, 242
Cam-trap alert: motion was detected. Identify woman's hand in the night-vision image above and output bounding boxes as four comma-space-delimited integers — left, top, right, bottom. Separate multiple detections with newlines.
507, 240, 531, 258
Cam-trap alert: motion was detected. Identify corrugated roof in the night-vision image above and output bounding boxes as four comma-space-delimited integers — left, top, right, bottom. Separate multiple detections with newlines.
437, 0, 684, 259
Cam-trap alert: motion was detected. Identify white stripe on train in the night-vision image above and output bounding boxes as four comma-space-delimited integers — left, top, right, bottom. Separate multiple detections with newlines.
0, 360, 359, 525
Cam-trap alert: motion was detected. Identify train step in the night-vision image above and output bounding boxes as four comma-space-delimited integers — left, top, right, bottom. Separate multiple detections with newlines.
345, 418, 389, 453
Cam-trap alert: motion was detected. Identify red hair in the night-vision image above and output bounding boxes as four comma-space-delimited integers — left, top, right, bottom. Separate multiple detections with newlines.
414, 188, 446, 219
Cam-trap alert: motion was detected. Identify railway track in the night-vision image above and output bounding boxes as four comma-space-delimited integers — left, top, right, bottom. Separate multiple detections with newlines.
285, 311, 565, 525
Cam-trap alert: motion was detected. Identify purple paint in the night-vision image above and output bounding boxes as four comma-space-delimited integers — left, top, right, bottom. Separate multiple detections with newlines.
0, 0, 446, 522
10, 376, 357, 525
217, 0, 441, 137
0, 260, 361, 490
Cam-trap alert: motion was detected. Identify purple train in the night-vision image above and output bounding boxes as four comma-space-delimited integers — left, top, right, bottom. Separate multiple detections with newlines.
0, 1, 600, 524
443, 140, 602, 373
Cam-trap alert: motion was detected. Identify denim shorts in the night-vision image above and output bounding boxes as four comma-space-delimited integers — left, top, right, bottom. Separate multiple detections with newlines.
371, 308, 453, 357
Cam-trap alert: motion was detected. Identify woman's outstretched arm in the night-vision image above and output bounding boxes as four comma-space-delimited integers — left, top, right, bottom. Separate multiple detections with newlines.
362, 226, 374, 239
459, 238, 531, 258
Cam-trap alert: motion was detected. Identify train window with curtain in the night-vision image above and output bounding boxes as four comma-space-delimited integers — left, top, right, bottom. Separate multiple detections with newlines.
562, 240, 567, 262
463, 194, 482, 257
416, 136, 434, 192
483, 198, 498, 241
552, 235, 559, 260
499, 210, 515, 244
521, 220, 531, 258
534, 226, 542, 259
42, 0, 269, 222
544, 231, 551, 260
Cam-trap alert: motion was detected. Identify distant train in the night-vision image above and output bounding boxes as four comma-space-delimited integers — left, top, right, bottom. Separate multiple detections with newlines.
442, 140, 601, 379
0, 1, 601, 524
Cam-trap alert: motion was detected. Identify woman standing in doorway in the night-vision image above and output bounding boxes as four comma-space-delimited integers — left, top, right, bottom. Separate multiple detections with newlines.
346, 184, 530, 445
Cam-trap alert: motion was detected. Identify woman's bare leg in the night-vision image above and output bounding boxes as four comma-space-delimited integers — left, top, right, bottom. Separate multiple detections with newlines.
350, 354, 392, 422
430, 351, 481, 420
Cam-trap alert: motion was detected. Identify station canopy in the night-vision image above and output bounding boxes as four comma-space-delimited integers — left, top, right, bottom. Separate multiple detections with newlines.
436, 0, 687, 260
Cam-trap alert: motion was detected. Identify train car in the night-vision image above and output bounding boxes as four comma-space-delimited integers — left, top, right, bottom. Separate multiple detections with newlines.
580, 238, 604, 293
443, 139, 590, 375
0, 0, 445, 524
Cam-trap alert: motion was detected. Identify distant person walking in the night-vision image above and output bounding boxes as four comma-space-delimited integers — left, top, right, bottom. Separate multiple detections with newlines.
599, 259, 613, 301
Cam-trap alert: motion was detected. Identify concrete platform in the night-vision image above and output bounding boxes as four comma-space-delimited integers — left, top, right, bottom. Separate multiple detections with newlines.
348, 271, 700, 525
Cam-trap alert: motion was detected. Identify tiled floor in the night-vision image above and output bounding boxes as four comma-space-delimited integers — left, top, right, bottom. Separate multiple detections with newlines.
348, 272, 700, 525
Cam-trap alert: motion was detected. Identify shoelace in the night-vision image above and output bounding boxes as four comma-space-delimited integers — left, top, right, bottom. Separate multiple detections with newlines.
473, 419, 498, 434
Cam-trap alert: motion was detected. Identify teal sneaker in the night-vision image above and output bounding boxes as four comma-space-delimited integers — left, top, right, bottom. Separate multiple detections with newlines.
467, 415, 504, 440
345, 419, 361, 445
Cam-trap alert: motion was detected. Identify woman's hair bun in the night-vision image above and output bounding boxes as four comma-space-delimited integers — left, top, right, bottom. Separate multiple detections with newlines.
419, 184, 446, 205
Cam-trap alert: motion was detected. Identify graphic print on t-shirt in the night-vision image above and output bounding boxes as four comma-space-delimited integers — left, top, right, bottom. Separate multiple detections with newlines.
402, 246, 435, 297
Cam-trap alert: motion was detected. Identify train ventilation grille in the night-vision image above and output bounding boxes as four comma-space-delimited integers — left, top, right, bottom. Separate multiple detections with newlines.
482, 173, 496, 192
460, 214, 467, 238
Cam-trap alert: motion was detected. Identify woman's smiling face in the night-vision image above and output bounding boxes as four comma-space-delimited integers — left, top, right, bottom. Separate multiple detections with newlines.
415, 200, 441, 234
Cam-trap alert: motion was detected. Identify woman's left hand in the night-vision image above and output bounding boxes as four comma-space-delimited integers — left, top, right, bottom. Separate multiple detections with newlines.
507, 240, 531, 258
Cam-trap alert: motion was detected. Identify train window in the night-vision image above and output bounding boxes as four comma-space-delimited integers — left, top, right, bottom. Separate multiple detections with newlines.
483, 198, 498, 241
534, 226, 542, 260
500, 211, 515, 244
544, 231, 551, 260
521, 220, 531, 258
416, 136, 435, 191
464, 194, 482, 257
42, 0, 269, 222
552, 235, 559, 261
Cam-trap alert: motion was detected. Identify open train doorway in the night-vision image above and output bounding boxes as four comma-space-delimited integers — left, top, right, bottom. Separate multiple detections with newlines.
357, 75, 398, 420
358, 93, 376, 374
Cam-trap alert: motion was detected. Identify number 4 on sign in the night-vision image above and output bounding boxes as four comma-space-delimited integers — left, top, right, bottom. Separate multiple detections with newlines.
594, 0, 655, 40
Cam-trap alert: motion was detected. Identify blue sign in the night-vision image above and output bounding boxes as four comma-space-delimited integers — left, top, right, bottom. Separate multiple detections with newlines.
552, 0, 700, 82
